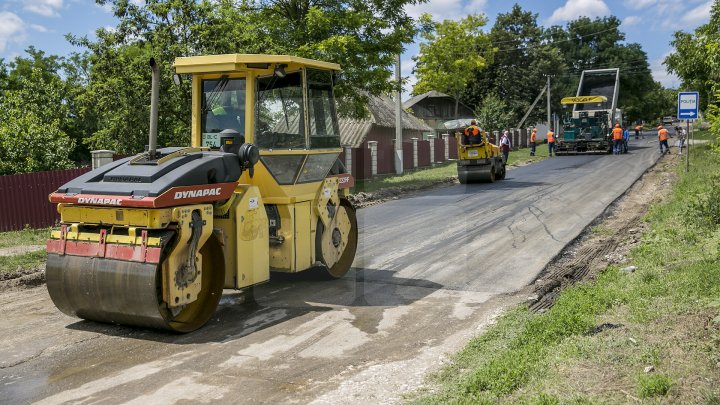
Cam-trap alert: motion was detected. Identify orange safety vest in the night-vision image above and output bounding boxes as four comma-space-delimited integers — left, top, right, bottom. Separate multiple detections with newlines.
658, 128, 668, 141
635, 125, 641, 131
547, 131, 554, 143
464, 125, 480, 137
530, 131, 537, 142
612, 127, 623, 141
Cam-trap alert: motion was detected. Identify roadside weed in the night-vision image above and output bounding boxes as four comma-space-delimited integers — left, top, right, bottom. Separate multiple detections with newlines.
0, 227, 50, 249
637, 373, 672, 398
0, 250, 46, 274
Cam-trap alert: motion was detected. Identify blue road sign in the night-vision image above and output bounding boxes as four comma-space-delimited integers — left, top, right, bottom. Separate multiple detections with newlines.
678, 92, 699, 120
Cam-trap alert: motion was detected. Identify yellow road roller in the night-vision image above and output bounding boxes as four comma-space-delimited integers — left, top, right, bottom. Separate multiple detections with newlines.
46, 54, 357, 332
456, 130, 506, 184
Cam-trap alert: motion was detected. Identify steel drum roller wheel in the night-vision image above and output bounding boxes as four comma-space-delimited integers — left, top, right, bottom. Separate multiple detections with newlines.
46, 235, 225, 333
316, 198, 358, 278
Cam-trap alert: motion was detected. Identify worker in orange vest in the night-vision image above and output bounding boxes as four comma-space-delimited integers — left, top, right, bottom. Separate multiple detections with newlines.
547, 128, 555, 157
612, 123, 623, 155
658, 125, 670, 154
530, 128, 537, 156
463, 120, 481, 145
634, 123, 642, 139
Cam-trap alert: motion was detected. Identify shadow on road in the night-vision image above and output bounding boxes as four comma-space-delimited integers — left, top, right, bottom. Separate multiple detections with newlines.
64, 267, 443, 343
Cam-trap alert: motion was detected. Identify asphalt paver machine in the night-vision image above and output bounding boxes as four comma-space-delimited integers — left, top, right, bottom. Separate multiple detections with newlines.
46, 54, 357, 332
556, 68, 621, 155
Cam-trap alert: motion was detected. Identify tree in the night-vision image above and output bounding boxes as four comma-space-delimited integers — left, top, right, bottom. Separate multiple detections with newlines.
666, 0, 720, 141
665, 0, 720, 112
475, 93, 512, 132
413, 13, 493, 119
464, 5, 565, 126
553, 16, 657, 124
71, 0, 420, 153
0, 68, 75, 174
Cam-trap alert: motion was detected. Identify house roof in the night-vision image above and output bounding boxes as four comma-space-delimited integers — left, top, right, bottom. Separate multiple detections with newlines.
340, 95, 433, 148
403, 90, 451, 109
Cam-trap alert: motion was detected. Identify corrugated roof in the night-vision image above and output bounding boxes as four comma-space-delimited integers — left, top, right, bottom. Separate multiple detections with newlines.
403, 90, 451, 109
340, 95, 433, 148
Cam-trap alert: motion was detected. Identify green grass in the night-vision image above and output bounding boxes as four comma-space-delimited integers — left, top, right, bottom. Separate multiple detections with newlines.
353, 146, 545, 194
0, 250, 46, 274
353, 162, 457, 194
0, 227, 50, 249
638, 373, 672, 398
406, 129, 720, 404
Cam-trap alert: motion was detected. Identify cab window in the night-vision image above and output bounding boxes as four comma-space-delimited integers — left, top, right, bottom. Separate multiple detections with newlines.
255, 72, 305, 149
307, 69, 340, 148
201, 78, 246, 148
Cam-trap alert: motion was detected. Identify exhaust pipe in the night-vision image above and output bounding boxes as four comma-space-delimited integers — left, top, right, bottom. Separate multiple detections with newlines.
149, 58, 160, 158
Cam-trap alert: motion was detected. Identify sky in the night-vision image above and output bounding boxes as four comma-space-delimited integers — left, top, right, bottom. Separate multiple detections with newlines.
0, 0, 713, 95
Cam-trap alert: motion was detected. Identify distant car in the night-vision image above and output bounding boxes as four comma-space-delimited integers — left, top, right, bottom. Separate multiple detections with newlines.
663, 116, 674, 125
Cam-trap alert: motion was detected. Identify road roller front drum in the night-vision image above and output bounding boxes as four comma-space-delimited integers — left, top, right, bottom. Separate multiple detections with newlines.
46, 234, 225, 333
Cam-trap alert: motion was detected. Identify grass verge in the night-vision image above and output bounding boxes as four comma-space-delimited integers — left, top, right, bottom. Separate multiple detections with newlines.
0, 250, 46, 275
406, 129, 720, 404
353, 146, 545, 194
0, 227, 50, 249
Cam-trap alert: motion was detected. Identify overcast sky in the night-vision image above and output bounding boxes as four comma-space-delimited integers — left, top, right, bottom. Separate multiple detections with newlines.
0, 0, 713, 95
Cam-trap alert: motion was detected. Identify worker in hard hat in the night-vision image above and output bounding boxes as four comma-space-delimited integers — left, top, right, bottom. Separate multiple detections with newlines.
658, 125, 670, 154
547, 128, 555, 157
612, 123, 623, 155
463, 120, 482, 145
530, 128, 537, 156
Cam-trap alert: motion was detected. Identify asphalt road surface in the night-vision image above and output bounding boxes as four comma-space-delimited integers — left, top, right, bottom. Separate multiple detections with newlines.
1, 138, 663, 404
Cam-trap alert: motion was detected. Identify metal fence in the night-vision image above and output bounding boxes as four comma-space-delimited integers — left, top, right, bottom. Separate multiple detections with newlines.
0, 167, 90, 232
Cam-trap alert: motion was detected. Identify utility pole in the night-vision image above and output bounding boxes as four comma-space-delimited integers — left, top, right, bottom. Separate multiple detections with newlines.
546, 75, 551, 130
395, 54, 403, 174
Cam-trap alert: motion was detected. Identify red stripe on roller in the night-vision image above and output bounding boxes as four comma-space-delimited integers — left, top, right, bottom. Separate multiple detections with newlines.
48, 240, 162, 264
49, 182, 237, 208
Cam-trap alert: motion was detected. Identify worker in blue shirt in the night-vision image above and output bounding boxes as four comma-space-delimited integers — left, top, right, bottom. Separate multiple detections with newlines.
622, 126, 630, 153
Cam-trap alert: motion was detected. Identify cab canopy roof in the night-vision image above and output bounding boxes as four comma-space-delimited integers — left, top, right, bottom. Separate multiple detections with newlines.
173, 54, 341, 74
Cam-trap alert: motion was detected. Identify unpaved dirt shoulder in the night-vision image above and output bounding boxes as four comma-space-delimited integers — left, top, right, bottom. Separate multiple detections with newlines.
526, 152, 678, 309
0, 265, 46, 291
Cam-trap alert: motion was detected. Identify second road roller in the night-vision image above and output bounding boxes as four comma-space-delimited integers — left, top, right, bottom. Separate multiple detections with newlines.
46, 54, 358, 332
456, 128, 506, 184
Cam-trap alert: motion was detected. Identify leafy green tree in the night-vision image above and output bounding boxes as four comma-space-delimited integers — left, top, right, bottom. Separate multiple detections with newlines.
0, 69, 75, 174
464, 5, 565, 127
72, 0, 420, 153
552, 16, 656, 124
413, 12, 493, 119
665, 0, 720, 112
666, 0, 720, 141
475, 93, 513, 132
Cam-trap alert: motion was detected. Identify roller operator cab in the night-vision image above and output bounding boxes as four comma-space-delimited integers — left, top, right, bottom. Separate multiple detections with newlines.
46, 54, 358, 332
456, 130, 506, 184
